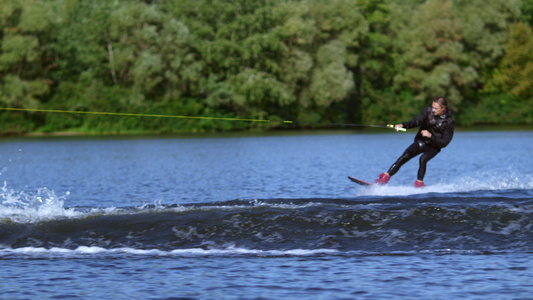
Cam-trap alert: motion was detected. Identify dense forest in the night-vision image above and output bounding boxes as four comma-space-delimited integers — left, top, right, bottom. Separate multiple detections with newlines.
1, 0, 533, 134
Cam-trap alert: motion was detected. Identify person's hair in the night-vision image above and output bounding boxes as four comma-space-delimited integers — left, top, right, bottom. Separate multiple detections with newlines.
433, 96, 448, 108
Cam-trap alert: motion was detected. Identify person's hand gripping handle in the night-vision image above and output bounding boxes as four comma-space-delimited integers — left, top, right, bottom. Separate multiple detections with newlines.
387, 124, 406, 132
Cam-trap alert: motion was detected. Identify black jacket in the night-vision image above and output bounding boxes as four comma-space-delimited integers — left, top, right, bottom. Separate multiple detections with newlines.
402, 106, 454, 149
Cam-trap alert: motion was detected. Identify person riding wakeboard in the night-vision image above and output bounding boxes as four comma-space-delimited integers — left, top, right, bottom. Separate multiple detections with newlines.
375, 96, 455, 188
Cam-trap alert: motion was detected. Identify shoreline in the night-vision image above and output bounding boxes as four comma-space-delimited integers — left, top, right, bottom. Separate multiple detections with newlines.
2, 124, 532, 139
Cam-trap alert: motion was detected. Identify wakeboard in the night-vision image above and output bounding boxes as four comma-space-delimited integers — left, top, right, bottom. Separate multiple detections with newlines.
348, 176, 373, 186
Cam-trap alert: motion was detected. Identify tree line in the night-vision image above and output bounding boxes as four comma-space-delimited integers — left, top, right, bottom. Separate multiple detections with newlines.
1, 0, 532, 135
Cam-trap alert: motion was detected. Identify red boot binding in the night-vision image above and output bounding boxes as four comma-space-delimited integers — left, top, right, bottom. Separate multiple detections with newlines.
375, 173, 390, 185
414, 180, 426, 188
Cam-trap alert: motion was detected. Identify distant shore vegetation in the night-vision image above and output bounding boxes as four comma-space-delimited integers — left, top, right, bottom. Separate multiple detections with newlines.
1, 0, 533, 135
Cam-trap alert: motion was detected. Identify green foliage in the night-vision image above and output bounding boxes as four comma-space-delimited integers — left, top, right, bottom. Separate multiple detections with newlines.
363, 89, 420, 125
393, 0, 467, 109
485, 22, 533, 99
0, 75, 47, 108
459, 93, 532, 125
392, 0, 521, 113
472, 21, 533, 125
303, 40, 354, 107
0, 34, 40, 67
0, 0, 531, 136
521, 0, 533, 25
0, 0, 56, 114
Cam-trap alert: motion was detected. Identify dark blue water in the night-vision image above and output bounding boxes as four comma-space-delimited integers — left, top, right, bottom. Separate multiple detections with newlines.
1, 130, 533, 299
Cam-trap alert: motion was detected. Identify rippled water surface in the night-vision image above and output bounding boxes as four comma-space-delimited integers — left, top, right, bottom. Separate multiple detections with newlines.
1, 130, 532, 299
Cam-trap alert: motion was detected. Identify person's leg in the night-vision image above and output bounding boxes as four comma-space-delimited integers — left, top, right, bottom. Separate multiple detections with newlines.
388, 143, 422, 176
417, 147, 440, 181
376, 143, 422, 184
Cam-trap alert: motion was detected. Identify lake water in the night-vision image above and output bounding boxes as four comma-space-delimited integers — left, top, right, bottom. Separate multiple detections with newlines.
1, 130, 532, 299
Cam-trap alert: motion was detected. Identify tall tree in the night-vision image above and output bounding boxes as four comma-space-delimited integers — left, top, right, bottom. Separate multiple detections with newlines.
164, 0, 295, 122
48, 0, 117, 114
391, 0, 520, 113
486, 22, 533, 99
354, 0, 397, 124
0, 0, 57, 109
106, 1, 201, 102
294, 0, 364, 124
